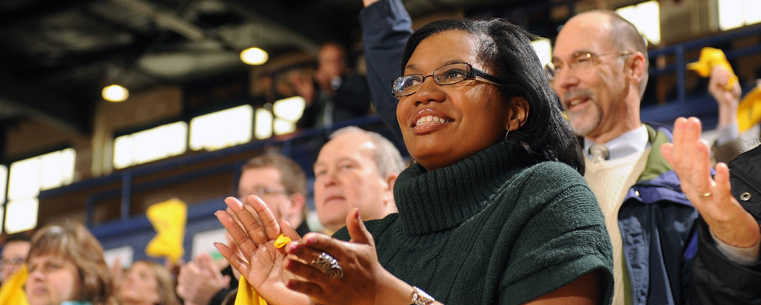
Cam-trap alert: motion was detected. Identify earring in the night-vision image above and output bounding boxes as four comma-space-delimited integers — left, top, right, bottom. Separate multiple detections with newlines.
504, 127, 510, 140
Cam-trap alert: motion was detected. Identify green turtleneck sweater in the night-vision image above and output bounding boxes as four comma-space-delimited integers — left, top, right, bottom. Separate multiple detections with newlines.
335, 139, 614, 304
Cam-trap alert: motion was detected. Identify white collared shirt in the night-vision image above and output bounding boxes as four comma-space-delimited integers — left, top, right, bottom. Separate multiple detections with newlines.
584, 124, 649, 161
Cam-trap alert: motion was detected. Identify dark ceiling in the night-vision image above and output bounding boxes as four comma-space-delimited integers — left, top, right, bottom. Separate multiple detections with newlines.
0, 0, 557, 134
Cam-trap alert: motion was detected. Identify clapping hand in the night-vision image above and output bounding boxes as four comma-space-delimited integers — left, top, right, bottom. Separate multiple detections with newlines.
215, 195, 310, 305
283, 208, 414, 305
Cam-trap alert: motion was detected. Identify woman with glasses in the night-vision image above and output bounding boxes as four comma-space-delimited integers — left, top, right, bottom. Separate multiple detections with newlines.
215, 18, 613, 305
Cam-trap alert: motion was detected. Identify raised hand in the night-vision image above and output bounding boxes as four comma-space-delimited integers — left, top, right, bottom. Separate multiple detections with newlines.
709, 66, 741, 131
708, 66, 741, 108
283, 208, 413, 305
214, 195, 310, 305
661, 117, 760, 248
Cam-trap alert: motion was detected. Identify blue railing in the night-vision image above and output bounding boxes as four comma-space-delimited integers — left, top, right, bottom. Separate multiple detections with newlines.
38, 114, 400, 230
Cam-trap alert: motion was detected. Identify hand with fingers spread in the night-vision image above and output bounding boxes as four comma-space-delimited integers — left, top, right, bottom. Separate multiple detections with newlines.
176, 253, 230, 305
661, 117, 761, 248
214, 195, 311, 305
284, 208, 419, 305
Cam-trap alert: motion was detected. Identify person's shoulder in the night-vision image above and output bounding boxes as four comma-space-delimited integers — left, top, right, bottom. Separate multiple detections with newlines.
520, 161, 586, 185
731, 142, 761, 165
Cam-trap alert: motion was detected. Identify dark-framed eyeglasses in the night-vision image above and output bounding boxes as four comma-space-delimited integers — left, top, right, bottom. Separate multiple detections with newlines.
545, 50, 633, 80
0, 257, 26, 268
238, 186, 292, 200
392, 62, 502, 98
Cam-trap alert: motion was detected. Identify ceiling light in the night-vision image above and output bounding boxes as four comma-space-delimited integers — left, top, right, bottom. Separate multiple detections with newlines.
240, 47, 269, 65
102, 84, 129, 102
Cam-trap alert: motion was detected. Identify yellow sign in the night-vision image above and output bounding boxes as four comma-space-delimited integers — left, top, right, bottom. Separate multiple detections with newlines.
235, 276, 269, 305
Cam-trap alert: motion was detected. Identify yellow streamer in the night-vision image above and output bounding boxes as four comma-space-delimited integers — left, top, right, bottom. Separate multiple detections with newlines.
0, 264, 29, 305
235, 276, 268, 305
232, 235, 291, 305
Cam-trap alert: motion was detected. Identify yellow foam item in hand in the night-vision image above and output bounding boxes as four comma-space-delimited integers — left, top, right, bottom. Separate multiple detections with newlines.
738, 85, 761, 132
235, 276, 268, 305
274, 234, 292, 248
687, 47, 738, 91
233, 235, 290, 305
145, 198, 187, 263
0, 264, 30, 305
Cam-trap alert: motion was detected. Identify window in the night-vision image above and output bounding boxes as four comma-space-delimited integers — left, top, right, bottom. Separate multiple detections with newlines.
617, 1, 661, 45
0, 165, 6, 234
5, 198, 38, 234
4, 148, 76, 234
189, 105, 253, 151
254, 96, 306, 140
272, 96, 305, 136
7, 148, 76, 200
531, 38, 552, 68
113, 122, 188, 169
254, 108, 274, 140
0, 165, 6, 204
718, 0, 761, 31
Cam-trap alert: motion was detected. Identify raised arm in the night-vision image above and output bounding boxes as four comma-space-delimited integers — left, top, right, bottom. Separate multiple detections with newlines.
359, 0, 412, 141
708, 65, 745, 162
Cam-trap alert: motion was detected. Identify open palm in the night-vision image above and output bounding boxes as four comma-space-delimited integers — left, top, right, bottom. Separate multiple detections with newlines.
215, 195, 311, 305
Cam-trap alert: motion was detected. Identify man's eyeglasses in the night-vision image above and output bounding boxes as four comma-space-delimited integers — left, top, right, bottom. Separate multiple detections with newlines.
0, 257, 25, 268
238, 186, 292, 200
392, 62, 502, 98
545, 50, 633, 80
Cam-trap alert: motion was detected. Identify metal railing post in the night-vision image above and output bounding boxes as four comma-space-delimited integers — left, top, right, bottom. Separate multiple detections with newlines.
675, 45, 686, 103
121, 173, 132, 221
